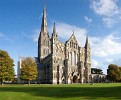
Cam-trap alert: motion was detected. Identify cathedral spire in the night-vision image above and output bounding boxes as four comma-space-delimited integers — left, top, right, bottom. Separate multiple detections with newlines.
52, 22, 57, 37
53, 22, 56, 36
41, 0, 48, 33
38, 1, 50, 61
85, 36, 89, 48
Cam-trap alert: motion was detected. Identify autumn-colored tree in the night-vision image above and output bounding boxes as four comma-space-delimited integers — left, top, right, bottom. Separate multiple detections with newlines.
107, 64, 121, 82
118, 67, 121, 81
20, 57, 38, 85
0, 50, 15, 85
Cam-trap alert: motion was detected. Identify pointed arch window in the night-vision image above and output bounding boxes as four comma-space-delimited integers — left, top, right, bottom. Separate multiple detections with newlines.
69, 52, 71, 65
74, 52, 76, 65
75, 53, 78, 65
72, 51, 74, 65
70, 42, 71, 47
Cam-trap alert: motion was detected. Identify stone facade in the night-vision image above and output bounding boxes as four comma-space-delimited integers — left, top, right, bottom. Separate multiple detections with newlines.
91, 74, 106, 83
37, 4, 91, 84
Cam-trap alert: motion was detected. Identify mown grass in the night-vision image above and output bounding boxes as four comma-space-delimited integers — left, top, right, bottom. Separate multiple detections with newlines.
0, 83, 121, 100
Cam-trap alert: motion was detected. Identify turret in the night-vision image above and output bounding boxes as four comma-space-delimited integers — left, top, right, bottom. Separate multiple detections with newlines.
51, 22, 58, 54
85, 36, 91, 62
52, 22, 58, 41
85, 36, 90, 49
84, 36, 91, 83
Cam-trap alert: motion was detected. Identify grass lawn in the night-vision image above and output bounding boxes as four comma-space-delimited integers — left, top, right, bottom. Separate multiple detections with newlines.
0, 83, 121, 100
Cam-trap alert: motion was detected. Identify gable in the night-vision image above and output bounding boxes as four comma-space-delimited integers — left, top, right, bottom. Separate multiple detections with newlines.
66, 34, 78, 44
65, 33, 79, 49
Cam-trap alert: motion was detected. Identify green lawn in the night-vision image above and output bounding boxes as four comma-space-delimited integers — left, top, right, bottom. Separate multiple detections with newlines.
0, 83, 121, 100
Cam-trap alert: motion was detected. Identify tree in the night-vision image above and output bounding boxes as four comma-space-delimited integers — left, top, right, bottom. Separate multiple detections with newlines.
91, 68, 103, 74
118, 67, 121, 81
107, 64, 121, 82
20, 57, 38, 85
0, 50, 15, 85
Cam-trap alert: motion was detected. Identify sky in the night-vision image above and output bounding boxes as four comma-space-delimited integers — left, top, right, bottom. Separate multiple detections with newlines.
1, 0, 121, 74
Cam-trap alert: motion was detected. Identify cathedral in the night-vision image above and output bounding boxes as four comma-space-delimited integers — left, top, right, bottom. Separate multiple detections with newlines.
37, 4, 91, 84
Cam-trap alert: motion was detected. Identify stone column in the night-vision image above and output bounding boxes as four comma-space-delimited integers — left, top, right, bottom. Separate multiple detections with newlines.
57, 65, 59, 84
80, 61, 84, 83
65, 59, 68, 84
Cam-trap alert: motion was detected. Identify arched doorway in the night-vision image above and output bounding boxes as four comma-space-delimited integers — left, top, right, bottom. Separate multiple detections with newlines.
73, 75, 77, 83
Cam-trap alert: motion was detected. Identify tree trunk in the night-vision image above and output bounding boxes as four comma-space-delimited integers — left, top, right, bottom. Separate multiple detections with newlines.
1, 80, 3, 85
28, 80, 30, 85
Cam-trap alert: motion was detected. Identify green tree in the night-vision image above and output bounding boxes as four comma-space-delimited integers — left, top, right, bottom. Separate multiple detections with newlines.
118, 67, 121, 81
20, 57, 38, 85
91, 68, 103, 74
107, 64, 121, 82
0, 50, 15, 85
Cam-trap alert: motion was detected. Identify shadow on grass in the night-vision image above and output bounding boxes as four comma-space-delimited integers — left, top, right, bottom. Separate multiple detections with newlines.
0, 85, 121, 99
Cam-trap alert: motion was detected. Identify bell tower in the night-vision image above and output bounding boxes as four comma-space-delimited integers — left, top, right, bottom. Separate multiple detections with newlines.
38, 2, 50, 62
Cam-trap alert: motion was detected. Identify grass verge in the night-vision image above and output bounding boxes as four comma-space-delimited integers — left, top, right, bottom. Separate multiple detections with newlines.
0, 83, 121, 100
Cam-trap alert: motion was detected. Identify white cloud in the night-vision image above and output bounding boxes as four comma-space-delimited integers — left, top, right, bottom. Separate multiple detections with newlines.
106, 58, 113, 63
91, 32, 121, 57
49, 22, 87, 46
34, 22, 121, 59
22, 32, 32, 40
112, 58, 121, 66
102, 17, 117, 27
0, 32, 13, 43
31, 21, 121, 74
84, 16, 92, 23
32, 22, 87, 47
103, 58, 113, 65
32, 29, 40, 42
91, 0, 121, 27
21, 30, 40, 43
91, 0, 119, 17
32, 21, 121, 73
33, 22, 88, 46
48, 22, 121, 72
90, 32, 121, 73
92, 59, 98, 68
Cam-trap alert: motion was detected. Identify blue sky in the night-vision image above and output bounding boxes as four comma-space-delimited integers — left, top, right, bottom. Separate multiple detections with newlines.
1, 0, 121, 74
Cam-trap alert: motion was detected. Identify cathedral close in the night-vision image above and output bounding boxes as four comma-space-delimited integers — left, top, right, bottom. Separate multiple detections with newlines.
37, 4, 91, 84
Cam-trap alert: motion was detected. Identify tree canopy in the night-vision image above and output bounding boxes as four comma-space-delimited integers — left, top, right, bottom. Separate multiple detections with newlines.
107, 64, 121, 82
91, 68, 103, 74
20, 57, 38, 84
0, 50, 15, 84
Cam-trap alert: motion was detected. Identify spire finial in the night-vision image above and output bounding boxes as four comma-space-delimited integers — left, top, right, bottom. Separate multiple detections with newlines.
73, 30, 74, 35
53, 22, 56, 36
54, 22, 55, 28
41, 0, 48, 33
52, 22, 58, 39
86, 35, 88, 43
43, 0, 46, 12
44, 0, 46, 9
85, 35, 89, 47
